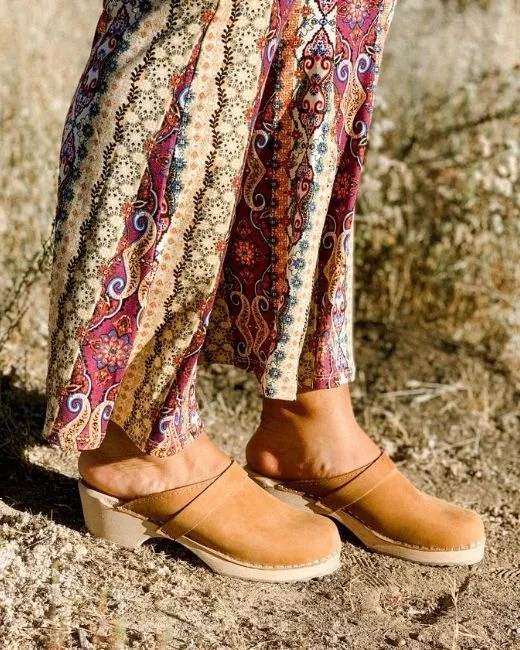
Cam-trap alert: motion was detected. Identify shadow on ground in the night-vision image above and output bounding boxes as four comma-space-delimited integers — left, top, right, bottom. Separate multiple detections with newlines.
0, 323, 519, 649
0, 374, 82, 529
0, 374, 229, 570
1, 320, 516, 534
0, 368, 368, 560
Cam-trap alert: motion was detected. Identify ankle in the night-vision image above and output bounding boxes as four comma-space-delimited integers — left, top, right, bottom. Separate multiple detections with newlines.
78, 423, 230, 499
80, 420, 147, 466
246, 425, 347, 481
246, 387, 381, 480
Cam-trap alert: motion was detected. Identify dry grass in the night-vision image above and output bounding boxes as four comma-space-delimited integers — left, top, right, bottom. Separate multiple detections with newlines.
0, 1, 519, 649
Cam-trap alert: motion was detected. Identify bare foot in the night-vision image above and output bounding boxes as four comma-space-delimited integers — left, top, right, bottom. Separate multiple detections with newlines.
78, 421, 230, 500
246, 384, 380, 481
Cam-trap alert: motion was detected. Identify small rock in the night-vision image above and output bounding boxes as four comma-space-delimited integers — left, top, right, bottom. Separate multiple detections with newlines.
77, 628, 92, 649
384, 633, 405, 647
358, 587, 383, 615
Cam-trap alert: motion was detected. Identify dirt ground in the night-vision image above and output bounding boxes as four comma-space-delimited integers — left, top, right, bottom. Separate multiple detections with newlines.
1, 321, 519, 650
0, 1, 519, 648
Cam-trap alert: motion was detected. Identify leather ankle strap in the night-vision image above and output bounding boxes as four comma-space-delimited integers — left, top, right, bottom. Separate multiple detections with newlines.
157, 460, 249, 541
316, 452, 397, 513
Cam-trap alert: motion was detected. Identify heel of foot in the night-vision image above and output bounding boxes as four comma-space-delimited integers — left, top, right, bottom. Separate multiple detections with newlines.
78, 480, 157, 549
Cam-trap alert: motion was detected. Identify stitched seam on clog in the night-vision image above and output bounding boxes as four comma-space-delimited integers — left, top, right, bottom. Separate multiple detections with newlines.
272, 482, 484, 553
339, 507, 484, 551
88, 506, 340, 568
180, 542, 340, 569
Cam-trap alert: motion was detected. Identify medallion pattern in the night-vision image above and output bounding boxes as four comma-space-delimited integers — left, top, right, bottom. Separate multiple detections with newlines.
44, 0, 397, 455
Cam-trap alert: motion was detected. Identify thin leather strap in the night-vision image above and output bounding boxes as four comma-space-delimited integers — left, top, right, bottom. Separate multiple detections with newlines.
282, 463, 370, 495
157, 460, 249, 541
117, 478, 216, 521
316, 452, 397, 513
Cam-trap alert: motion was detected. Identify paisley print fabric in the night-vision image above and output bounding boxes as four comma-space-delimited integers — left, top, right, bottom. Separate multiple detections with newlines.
43, 0, 396, 456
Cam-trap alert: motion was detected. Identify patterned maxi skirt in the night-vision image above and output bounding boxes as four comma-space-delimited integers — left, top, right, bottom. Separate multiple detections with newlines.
43, 0, 396, 456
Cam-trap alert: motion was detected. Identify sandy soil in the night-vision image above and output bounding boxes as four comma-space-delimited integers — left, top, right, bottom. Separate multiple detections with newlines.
0, 1, 518, 648
1, 322, 518, 649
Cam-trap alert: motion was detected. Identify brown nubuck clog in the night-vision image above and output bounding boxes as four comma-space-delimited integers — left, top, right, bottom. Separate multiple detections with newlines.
247, 452, 485, 566
78, 459, 341, 582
